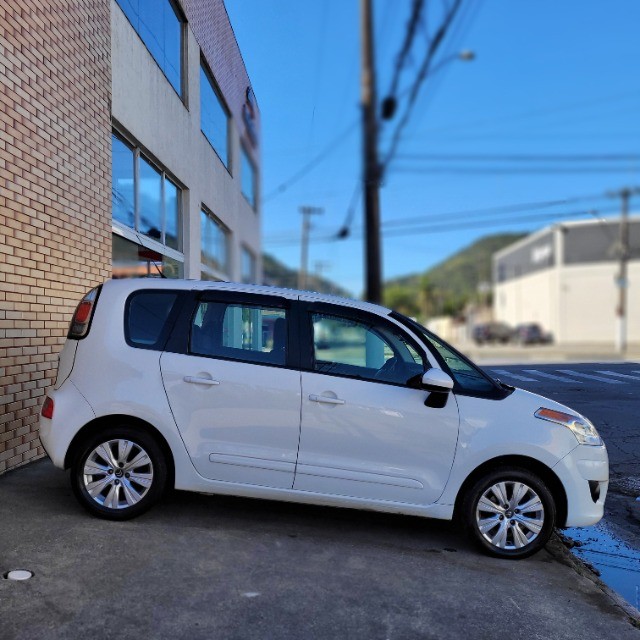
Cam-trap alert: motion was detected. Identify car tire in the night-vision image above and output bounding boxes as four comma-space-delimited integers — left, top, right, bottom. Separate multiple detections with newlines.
70, 426, 167, 520
462, 467, 556, 559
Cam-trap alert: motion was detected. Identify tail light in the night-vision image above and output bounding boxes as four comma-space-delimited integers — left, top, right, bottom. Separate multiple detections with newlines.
41, 396, 54, 419
68, 286, 101, 339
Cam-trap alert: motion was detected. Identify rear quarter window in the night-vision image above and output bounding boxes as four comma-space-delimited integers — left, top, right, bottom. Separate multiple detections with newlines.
125, 290, 181, 350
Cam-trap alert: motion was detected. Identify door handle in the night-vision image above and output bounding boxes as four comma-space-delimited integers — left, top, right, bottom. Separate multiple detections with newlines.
309, 394, 345, 405
184, 376, 220, 386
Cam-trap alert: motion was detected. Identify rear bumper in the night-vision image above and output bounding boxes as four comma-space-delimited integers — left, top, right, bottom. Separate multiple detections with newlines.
39, 381, 95, 469
553, 443, 608, 527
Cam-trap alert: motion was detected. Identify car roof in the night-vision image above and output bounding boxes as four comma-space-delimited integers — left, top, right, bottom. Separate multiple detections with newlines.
102, 278, 391, 316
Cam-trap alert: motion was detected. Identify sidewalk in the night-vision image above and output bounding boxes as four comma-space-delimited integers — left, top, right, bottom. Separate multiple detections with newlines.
1, 460, 638, 639
454, 341, 640, 366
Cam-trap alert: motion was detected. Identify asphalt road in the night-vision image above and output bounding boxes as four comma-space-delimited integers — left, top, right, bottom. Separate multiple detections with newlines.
1, 460, 639, 639
482, 362, 640, 547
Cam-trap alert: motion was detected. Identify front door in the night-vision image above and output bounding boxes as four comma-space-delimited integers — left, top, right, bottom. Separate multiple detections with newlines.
294, 307, 459, 505
161, 293, 301, 489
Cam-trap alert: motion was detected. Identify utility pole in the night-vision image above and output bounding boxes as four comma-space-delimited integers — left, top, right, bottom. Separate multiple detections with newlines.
360, 0, 382, 304
608, 187, 639, 354
298, 206, 323, 290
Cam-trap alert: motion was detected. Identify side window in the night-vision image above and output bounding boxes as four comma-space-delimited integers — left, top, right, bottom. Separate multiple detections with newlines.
311, 313, 424, 385
422, 333, 496, 393
191, 301, 287, 366
125, 291, 179, 349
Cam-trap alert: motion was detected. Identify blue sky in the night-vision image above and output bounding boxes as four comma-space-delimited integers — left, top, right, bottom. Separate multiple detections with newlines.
226, 1, 640, 296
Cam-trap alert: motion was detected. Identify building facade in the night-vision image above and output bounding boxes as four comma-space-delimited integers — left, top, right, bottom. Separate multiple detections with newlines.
0, 0, 261, 473
493, 218, 640, 345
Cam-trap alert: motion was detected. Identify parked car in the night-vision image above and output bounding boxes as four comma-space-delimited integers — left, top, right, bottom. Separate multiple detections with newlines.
472, 322, 514, 345
39, 280, 608, 559
514, 323, 553, 345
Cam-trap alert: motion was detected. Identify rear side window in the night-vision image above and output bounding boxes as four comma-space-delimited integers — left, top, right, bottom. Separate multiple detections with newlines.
190, 301, 287, 366
125, 291, 180, 350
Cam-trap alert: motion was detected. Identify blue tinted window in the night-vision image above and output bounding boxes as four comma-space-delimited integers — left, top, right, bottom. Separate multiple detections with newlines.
165, 178, 180, 249
112, 135, 135, 228
116, 0, 183, 96
201, 210, 228, 274
138, 156, 162, 242
200, 64, 228, 167
241, 147, 255, 209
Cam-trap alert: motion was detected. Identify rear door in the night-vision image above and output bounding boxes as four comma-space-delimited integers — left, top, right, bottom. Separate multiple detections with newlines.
160, 292, 302, 489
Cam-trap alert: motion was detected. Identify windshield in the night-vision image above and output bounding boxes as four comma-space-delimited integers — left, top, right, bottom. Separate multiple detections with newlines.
391, 312, 501, 395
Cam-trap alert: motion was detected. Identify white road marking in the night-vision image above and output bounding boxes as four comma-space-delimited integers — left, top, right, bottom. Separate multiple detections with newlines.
556, 370, 625, 384
491, 369, 538, 382
595, 370, 640, 381
522, 370, 583, 383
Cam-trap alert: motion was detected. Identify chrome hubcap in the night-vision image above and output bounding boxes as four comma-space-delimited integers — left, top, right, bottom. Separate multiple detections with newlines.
476, 481, 544, 550
82, 439, 154, 509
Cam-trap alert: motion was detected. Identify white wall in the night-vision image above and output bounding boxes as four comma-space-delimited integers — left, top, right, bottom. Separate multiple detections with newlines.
494, 261, 640, 344
110, 1, 260, 281
494, 269, 559, 337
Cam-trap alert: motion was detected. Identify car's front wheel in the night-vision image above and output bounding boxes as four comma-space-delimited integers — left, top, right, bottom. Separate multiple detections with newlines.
70, 426, 167, 520
462, 467, 556, 559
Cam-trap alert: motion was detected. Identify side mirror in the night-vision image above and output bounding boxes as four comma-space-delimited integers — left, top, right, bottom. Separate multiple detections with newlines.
421, 368, 454, 392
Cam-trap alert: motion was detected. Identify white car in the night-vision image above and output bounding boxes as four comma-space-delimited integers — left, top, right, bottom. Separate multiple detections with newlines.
39, 279, 608, 559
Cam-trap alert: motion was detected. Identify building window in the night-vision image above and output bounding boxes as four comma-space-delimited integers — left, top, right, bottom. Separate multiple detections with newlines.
116, 0, 184, 97
201, 209, 229, 278
200, 62, 229, 168
113, 234, 183, 279
112, 132, 183, 277
241, 247, 257, 284
241, 146, 256, 209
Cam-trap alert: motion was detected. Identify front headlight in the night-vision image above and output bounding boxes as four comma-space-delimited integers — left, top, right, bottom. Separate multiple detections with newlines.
534, 407, 603, 446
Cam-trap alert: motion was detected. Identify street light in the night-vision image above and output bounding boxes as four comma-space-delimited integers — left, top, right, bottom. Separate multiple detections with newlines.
380, 50, 475, 121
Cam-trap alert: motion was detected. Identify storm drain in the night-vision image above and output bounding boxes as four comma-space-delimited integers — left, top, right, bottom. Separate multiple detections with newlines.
3, 570, 34, 581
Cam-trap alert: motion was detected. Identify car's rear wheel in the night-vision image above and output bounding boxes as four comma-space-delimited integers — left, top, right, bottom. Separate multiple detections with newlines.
70, 426, 167, 520
462, 467, 555, 559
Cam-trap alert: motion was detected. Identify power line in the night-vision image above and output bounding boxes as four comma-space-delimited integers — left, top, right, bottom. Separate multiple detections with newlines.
393, 166, 640, 175
381, 0, 465, 173
265, 206, 620, 246
262, 120, 359, 202
396, 153, 640, 162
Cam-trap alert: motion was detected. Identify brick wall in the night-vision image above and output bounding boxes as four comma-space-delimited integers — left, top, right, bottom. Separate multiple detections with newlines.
0, 0, 112, 473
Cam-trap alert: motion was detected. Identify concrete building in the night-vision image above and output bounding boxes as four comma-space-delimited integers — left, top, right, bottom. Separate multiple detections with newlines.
493, 217, 640, 345
0, 0, 261, 473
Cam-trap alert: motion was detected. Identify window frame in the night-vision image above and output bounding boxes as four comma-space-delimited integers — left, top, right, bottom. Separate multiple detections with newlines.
299, 302, 428, 388
200, 207, 230, 280
112, 130, 184, 264
115, 0, 187, 102
240, 143, 257, 210
200, 57, 231, 171
174, 292, 301, 371
123, 289, 187, 351
390, 311, 511, 400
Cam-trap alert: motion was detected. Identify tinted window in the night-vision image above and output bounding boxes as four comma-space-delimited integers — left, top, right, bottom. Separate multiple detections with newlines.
116, 0, 183, 96
112, 136, 135, 228
241, 146, 255, 208
200, 64, 229, 167
126, 291, 179, 349
312, 313, 424, 385
191, 302, 287, 366
201, 210, 229, 275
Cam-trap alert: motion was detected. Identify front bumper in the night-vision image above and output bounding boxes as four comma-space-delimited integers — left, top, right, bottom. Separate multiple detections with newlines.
553, 443, 609, 527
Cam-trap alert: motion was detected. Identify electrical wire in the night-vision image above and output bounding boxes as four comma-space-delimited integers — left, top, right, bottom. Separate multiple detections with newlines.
263, 120, 359, 202
381, 0, 465, 173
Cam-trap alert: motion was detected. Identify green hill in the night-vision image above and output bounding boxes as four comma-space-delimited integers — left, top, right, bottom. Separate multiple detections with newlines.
384, 233, 526, 318
262, 253, 352, 298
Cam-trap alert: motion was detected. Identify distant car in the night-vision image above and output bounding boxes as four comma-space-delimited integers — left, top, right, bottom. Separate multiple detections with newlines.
514, 323, 553, 346
472, 322, 513, 345
39, 279, 608, 559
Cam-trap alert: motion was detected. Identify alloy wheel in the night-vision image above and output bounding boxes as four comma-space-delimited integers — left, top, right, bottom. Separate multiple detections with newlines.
82, 439, 154, 510
475, 480, 545, 551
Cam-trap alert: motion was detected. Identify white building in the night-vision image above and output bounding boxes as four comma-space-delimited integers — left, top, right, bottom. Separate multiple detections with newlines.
493, 217, 640, 345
